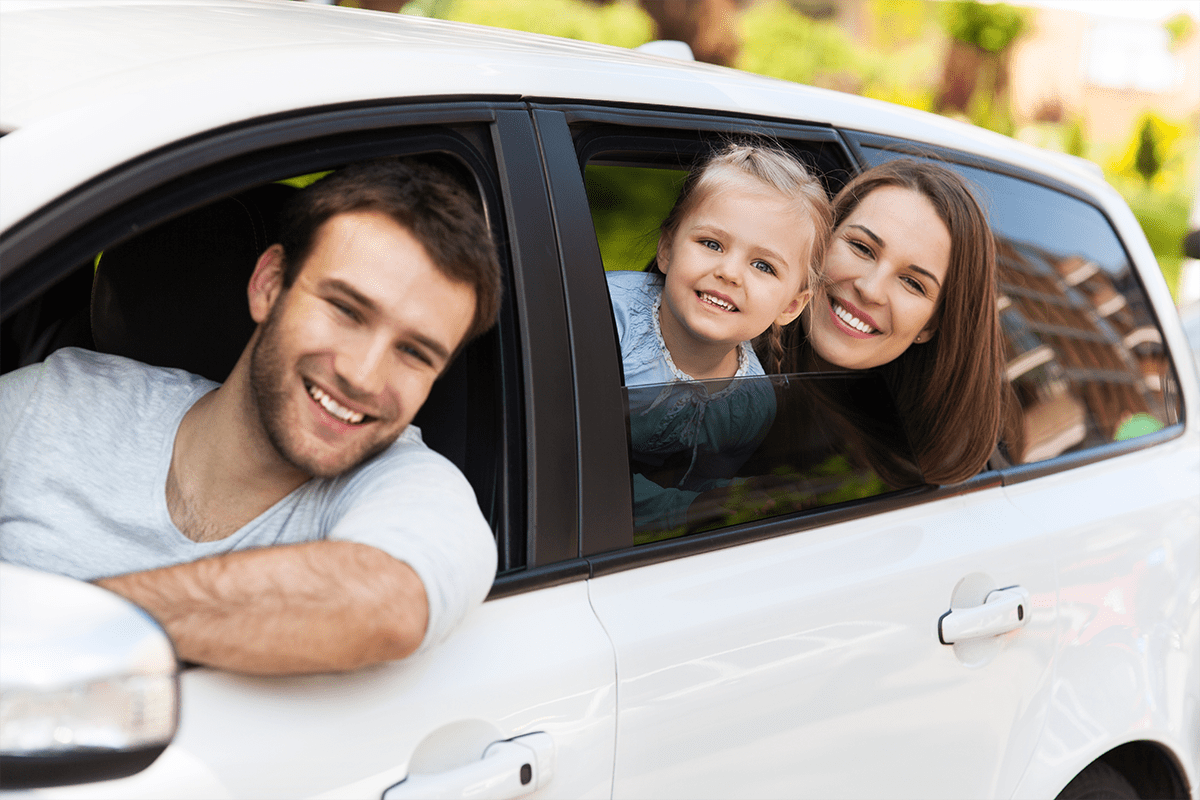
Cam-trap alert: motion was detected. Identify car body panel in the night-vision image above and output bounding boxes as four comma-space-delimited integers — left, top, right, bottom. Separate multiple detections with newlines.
2, 1, 1198, 798
589, 487, 1057, 799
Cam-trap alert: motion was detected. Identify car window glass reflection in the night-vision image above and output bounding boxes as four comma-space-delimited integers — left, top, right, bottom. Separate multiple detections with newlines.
627, 371, 924, 544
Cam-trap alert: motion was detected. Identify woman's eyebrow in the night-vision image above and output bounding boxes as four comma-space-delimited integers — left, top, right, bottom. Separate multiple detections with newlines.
848, 224, 941, 289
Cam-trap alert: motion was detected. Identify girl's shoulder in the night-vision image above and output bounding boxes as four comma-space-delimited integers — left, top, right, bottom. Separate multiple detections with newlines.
606, 269, 663, 305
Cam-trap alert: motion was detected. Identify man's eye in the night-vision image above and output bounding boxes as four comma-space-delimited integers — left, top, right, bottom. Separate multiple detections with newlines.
328, 298, 358, 319
398, 344, 434, 368
752, 259, 776, 276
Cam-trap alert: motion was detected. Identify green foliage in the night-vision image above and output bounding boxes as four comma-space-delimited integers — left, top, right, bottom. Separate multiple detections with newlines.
939, 0, 1027, 53
440, 0, 653, 47
1164, 13, 1195, 50
585, 165, 683, 273
738, 0, 938, 111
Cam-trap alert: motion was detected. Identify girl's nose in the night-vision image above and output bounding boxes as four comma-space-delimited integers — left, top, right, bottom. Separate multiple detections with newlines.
714, 257, 742, 285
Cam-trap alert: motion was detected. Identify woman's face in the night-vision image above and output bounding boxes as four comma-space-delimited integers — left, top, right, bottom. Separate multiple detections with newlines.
807, 185, 951, 371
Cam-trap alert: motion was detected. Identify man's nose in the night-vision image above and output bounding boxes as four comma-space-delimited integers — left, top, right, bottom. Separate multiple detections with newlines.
336, 331, 390, 399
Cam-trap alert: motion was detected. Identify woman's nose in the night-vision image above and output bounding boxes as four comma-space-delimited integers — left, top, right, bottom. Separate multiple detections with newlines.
852, 267, 886, 305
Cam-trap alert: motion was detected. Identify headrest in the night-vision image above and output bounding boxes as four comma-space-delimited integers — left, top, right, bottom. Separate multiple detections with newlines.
91, 184, 295, 383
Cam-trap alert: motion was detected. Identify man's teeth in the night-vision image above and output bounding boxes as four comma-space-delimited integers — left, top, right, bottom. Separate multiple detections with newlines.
699, 292, 737, 312
833, 300, 878, 334
307, 384, 365, 424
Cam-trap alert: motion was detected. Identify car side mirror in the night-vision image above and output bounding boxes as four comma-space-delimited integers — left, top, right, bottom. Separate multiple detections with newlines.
1185, 229, 1200, 260
0, 564, 180, 789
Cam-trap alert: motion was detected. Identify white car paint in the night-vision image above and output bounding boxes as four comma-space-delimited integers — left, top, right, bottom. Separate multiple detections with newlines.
2, 1, 1198, 798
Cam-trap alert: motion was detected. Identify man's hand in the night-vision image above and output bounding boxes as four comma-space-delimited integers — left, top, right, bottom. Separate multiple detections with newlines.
96, 541, 428, 675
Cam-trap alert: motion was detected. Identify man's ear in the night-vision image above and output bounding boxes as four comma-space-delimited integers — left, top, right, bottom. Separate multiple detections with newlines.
775, 288, 813, 328
248, 245, 286, 324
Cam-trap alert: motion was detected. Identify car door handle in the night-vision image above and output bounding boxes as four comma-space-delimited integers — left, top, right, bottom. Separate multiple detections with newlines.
939, 586, 1030, 645
383, 732, 554, 800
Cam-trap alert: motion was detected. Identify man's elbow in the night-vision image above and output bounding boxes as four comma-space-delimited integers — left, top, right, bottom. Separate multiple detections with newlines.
342, 546, 430, 669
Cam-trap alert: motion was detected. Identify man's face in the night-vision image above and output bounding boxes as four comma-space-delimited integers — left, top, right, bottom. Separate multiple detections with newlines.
248, 211, 476, 479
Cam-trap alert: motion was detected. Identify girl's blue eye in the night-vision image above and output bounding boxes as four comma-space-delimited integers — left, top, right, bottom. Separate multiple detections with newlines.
701, 239, 721, 252
753, 260, 776, 276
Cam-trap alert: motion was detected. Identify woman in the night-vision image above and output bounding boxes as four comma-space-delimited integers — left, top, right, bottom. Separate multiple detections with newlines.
779, 159, 1006, 485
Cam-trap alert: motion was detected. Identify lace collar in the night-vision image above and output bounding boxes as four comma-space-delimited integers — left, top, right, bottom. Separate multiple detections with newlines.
652, 293, 750, 382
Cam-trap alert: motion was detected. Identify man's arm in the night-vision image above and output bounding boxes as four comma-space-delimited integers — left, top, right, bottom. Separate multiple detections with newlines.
96, 541, 428, 675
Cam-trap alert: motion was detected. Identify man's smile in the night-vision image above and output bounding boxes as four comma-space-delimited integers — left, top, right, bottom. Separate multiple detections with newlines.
306, 381, 368, 425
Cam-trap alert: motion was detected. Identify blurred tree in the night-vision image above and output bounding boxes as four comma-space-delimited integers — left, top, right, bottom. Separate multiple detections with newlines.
1164, 12, 1195, 50
934, 1, 1027, 134
636, 0, 741, 66
1134, 117, 1163, 186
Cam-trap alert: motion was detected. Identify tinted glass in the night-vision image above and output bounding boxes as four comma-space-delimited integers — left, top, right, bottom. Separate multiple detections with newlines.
626, 372, 923, 544
862, 147, 1181, 464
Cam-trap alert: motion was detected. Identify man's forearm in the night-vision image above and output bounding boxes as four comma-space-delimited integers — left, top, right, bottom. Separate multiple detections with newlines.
96, 541, 428, 675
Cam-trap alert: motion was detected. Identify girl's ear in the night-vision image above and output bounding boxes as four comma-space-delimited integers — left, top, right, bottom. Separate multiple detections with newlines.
248, 245, 287, 324
775, 287, 813, 327
656, 234, 672, 274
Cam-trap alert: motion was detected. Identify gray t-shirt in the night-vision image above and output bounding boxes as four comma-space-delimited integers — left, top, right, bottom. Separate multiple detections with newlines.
0, 348, 496, 654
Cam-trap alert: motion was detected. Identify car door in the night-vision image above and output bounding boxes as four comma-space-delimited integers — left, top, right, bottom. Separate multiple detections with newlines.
844, 139, 1200, 793
0, 105, 616, 799
535, 107, 1060, 799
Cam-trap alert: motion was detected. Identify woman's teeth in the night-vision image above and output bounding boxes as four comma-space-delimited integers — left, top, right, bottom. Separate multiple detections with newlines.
698, 292, 737, 312
832, 300, 878, 334
307, 383, 365, 424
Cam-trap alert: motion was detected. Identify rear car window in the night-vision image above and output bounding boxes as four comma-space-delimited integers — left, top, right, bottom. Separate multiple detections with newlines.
861, 146, 1182, 465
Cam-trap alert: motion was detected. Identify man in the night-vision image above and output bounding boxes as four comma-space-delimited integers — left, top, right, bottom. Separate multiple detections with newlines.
0, 157, 502, 675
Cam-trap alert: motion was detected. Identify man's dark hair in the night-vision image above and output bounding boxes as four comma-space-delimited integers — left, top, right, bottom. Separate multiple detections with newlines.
277, 156, 502, 342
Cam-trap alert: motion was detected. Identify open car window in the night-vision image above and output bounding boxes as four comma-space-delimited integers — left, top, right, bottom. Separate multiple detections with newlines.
626, 371, 925, 543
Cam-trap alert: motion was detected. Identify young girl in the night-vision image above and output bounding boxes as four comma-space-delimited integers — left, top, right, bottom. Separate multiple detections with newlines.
606, 141, 833, 535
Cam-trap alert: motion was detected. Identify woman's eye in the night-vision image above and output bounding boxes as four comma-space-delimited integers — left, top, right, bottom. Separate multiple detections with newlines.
847, 239, 872, 257
752, 259, 776, 276
901, 275, 928, 296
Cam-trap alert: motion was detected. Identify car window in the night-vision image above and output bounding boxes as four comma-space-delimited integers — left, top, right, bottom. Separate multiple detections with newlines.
0, 133, 526, 572
580, 135, 923, 544
859, 146, 1182, 466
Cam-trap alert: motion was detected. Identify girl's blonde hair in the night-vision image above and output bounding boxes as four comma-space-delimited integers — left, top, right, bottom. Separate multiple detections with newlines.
649, 139, 834, 373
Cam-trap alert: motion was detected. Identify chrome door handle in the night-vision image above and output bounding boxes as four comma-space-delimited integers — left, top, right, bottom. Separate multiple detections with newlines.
939, 586, 1030, 645
383, 731, 554, 800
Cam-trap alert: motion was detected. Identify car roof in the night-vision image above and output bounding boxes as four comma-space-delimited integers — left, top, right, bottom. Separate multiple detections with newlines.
0, 0, 1114, 233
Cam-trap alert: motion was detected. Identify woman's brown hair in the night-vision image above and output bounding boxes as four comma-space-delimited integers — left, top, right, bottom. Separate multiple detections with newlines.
782, 159, 1004, 485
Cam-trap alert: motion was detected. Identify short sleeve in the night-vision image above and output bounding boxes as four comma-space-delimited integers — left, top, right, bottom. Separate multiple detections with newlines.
0, 363, 43, 458
323, 427, 497, 654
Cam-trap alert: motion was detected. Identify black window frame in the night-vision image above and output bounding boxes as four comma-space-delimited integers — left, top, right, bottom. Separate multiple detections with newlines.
0, 99, 583, 595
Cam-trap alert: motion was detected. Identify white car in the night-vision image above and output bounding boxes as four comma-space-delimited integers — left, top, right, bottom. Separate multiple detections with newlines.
1, 1, 1197, 798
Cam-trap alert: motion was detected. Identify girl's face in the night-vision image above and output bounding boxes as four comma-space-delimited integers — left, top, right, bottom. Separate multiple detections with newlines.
807, 185, 951, 371
658, 180, 813, 377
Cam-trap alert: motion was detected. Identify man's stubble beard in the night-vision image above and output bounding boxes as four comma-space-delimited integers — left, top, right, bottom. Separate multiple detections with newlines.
248, 301, 395, 480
